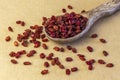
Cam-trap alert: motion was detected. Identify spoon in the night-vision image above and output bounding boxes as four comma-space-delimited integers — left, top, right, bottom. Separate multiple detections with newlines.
44, 0, 120, 43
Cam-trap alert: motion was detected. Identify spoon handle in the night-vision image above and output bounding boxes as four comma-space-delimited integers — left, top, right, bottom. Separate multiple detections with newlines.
89, 0, 120, 23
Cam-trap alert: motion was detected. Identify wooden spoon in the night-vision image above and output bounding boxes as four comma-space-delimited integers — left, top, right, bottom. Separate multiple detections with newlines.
44, 0, 120, 43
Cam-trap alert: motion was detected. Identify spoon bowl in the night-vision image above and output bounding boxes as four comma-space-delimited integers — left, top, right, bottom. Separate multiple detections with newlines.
43, 18, 91, 43
44, 0, 120, 43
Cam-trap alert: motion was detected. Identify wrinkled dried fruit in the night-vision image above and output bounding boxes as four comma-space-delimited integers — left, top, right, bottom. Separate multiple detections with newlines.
53, 57, 60, 65
14, 41, 19, 46
16, 20, 21, 24
72, 48, 77, 53
34, 41, 41, 48
87, 46, 94, 52
5, 36, 11, 41
103, 50, 109, 56
21, 21, 25, 26
62, 8, 66, 13
71, 67, 78, 72
27, 50, 36, 57
53, 46, 60, 51
55, 60, 61, 65
67, 5, 73, 9
99, 38, 107, 43
77, 54, 86, 61
26, 53, 33, 57
41, 34, 46, 39
51, 60, 56, 66
98, 59, 106, 64
42, 38, 49, 42
48, 53, 54, 57
9, 51, 16, 57
59, 64, 65, 69
66, 57, 73, 62
106, 63, 114, 68
20, 50, 26, 54
11, 59, 18, 64
67, 45, 72, 50
81, 10, 86, 13
86, 59, 95, 65
23, 61, 32, 65
42, 44, 48, 49
42, 17, 47, 22
30, 50, 36, 54
41, 69, 49, 75
17, 34, 23, 42
91, 34, 98, 38
46, 56, 53, 60
88, 65, 93, 70
44, 62, 50, 68
66, 69, 71, 75
22, 40, 28, 47
77, 54, 85, 57
40, 53, 46, 59
8, 26, 13, 32
60, 47, 65, 52
15, 53, 21, 58
79, 56, 86, 61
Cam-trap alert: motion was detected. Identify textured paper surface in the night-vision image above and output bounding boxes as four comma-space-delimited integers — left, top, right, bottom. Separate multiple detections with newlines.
0, 0, 120, 80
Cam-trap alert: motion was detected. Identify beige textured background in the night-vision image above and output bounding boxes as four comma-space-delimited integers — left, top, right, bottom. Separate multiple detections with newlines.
0, 0, 120, 80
